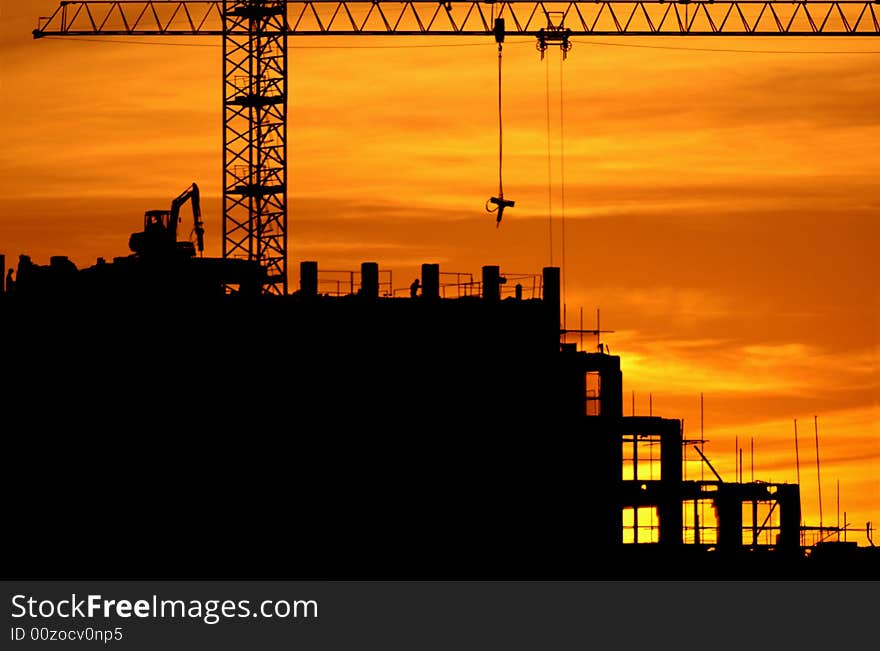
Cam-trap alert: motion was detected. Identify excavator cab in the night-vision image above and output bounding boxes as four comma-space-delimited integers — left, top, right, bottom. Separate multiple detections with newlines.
130, 209, 195, 259
144, 209, 174, 232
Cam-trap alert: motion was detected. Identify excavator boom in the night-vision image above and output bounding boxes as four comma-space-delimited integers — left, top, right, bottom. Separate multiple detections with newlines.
170, 183, 205, 254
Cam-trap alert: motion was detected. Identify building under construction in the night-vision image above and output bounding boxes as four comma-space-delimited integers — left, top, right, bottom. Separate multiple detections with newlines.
2, 226, 876, 580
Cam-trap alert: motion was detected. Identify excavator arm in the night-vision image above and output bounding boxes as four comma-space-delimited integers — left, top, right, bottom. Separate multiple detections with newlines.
170, 183, 205, 255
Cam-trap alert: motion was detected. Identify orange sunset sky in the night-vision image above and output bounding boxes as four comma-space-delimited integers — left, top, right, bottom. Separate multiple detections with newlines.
0, 2, 877, 543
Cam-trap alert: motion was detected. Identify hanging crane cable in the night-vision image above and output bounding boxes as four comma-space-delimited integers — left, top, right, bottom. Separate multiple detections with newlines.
559, 48, 567, 316
486, 18, 514, 227
545, 54, 553, 265
538, 37, 571, 314
537, 15, 572, 313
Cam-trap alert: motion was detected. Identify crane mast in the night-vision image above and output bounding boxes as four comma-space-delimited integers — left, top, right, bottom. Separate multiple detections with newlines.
31, 1, 880, 295
224, 1, 287, 295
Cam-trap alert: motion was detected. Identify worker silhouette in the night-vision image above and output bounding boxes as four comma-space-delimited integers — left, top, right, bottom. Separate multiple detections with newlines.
5, 268, 14, 294
410, 278, 421, 298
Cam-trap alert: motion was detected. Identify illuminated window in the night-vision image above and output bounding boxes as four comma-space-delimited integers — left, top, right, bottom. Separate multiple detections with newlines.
682, 499, 718, 545
742, 501, 781, 547
622, 506, 659, 544
622, 434, 661, 481
585, 371, 601, 416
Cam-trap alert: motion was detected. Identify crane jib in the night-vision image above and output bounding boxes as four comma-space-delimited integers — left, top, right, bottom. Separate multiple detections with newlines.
33, 2, 880, 38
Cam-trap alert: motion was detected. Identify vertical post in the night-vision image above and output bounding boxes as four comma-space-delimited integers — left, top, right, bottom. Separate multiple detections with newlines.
735, 435, 738, 484
752, 499, 758, 546
794, 418, 801, 491
632, 436, 638, 482
300, 261, 318, 296
482, 265, 501, 302
739, 448, 743, 484
815, 415, 824, 534
836, 480, 840, 542
700, 392, 704, 440
361, 262, 379, 299
579, 306, 583, 350
541, 266, 559, 327
777, 484, 802, 553
660, 421, 683, 545
750, 437, 754, 483
223, 0, 288, 295
700, 393, 705, 482
682, 420, 686, 481
0, 253, 5, 294
421, 263, 439, 300
716, 484, 743, 553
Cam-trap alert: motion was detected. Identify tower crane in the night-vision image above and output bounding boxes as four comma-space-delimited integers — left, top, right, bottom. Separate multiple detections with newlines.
32, 1, 880, 295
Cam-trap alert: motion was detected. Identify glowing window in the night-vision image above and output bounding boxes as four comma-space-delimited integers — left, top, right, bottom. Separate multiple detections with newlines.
742, 501, 781, 547
682, 499, 718, 545
585, 371, 601, 416
622, 506, 659, 544
622, 434, 662, 481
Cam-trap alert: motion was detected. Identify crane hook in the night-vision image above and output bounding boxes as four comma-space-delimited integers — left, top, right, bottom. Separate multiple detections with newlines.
487, 17, 515, 228
486, 196, 515, 228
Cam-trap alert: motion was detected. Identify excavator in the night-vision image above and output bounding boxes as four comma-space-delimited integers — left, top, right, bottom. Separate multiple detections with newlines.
118, 181, 264, 295
129, 182, 205, 260
12, 182, 265, 299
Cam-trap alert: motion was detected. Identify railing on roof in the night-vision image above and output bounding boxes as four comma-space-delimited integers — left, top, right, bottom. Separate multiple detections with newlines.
317, 268, 393, 297
391, 271, 544, 300
499, 273, 543, 300
391, 272, 481, 298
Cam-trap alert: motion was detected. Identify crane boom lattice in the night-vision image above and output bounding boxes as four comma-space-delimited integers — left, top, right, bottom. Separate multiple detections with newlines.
34, 2, 880, 37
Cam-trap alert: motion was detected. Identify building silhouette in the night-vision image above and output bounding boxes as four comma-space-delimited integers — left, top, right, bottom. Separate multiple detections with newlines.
1, 243, 876, 579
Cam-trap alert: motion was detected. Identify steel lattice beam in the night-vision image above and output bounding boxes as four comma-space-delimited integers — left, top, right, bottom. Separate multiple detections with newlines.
223, 0, 288, 295
34, 2, 880, 37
